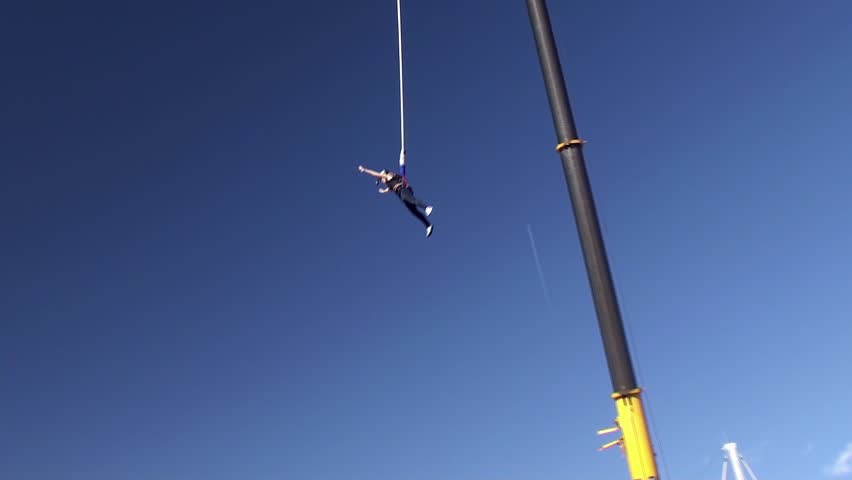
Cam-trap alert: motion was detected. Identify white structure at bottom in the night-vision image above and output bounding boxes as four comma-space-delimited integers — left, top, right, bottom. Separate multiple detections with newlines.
721, 442, 760, 480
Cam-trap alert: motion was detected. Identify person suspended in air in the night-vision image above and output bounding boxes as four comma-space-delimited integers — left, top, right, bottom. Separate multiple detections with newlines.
358, 165, 434, 237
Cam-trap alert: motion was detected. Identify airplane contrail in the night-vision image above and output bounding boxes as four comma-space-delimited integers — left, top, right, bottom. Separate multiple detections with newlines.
527, 224, 553, 309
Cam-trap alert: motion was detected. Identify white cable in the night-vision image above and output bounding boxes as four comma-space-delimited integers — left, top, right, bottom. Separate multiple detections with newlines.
396, 0, 406, 174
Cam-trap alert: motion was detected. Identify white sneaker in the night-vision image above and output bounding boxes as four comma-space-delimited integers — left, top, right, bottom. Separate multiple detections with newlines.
425, 206, 433, 216
426, 225, 433, 237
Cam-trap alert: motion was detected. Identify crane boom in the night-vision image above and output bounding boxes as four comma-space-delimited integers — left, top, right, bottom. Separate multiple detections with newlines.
525, 1, 660, 478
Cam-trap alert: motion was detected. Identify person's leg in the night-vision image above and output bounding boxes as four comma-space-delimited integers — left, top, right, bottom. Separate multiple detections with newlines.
404, 201, 431, 228
399, 187, 431, 211
398, 188, 433, 236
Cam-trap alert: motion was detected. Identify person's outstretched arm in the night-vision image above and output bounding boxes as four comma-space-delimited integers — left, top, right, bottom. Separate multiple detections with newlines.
358, 165, 383, 178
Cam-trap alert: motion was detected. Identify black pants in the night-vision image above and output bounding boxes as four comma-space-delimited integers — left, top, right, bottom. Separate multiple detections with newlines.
397, 187, 431, 227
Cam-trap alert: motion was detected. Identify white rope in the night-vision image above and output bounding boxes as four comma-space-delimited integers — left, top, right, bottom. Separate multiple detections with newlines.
396, 0, 406, 176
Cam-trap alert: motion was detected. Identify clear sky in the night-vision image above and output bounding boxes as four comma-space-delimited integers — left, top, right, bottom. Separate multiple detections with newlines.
3, 1, 851, 479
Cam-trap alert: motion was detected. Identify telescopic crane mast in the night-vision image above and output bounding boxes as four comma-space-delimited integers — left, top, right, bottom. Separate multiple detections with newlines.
525, 1, 660, 479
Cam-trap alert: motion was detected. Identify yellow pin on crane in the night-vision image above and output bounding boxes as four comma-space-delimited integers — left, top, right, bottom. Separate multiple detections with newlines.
598, 424, 623, 452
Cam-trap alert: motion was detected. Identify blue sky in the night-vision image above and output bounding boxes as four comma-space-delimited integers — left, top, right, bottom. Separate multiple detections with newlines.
2, 1, 851, 479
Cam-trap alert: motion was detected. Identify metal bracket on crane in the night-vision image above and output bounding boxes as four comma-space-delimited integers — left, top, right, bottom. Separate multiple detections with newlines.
597, 423, 624, 452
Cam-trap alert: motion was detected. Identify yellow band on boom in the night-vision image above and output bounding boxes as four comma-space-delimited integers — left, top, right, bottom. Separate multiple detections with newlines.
556, 138, 584, 151
612, 388, 642, 400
